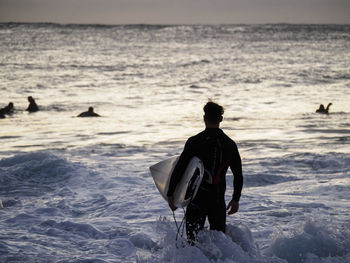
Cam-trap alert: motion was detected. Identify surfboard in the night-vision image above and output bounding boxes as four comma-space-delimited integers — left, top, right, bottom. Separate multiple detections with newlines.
150, 156, 204, 208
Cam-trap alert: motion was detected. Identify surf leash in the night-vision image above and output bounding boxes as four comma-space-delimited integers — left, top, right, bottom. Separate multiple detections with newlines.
172, 189, 198, 248
172, 208, 186, 248
172, 171, 200, 248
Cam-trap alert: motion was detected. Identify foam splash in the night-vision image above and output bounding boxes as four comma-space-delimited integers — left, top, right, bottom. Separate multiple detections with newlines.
136, 218, 283, 263
265, 221, 350, 263
134, 217, 350, 263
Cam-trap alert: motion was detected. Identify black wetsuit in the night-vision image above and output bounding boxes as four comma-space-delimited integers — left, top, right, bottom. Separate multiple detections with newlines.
167, 128, 243, 241
77, 111, 100, 117
26, 102, 39, 112
2, 105, 14, 115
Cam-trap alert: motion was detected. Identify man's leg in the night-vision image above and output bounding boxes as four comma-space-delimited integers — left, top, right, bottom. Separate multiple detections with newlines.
185, 203, 206, 245
208, 198, 226, 233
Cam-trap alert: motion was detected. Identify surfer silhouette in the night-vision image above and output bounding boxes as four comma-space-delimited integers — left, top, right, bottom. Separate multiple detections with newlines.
77, 107, 100, 117
167, 101, 243, 244
316, 103, 332, 114
26, 96, 39, 112
2, 102, 14, 115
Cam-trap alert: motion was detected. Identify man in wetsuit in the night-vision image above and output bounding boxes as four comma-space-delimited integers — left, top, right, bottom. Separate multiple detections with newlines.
77, 107, 100, 117
2, 102, 14, 115
316, 102, 332, 114
26, 96, 39, 112
167, 101, 243, 244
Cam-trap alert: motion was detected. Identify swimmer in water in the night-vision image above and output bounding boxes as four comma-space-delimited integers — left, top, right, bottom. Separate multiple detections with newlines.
316, 102, 332, 114
77, 107, 100, 117
26, 96, 39, 112
2, 102, 14, 115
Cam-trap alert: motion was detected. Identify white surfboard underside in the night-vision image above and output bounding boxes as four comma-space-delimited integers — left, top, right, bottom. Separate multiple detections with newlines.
150, 156, 204, 208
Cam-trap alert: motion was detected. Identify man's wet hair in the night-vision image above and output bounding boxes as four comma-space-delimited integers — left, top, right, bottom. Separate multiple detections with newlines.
203, 101, 224, 123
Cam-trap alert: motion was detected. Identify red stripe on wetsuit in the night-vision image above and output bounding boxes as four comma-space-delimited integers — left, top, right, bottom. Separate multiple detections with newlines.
213, 161, 229, 185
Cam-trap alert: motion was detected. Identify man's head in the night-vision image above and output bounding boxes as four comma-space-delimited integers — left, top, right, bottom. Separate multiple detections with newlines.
203, 101, 224, 127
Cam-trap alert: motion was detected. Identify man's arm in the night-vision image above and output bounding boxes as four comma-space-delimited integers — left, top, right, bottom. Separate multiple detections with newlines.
326, 102, 332, 111
227, 144, 243, 215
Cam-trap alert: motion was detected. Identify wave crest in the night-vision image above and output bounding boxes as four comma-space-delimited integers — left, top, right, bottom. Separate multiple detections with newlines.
0, 151, 77, 197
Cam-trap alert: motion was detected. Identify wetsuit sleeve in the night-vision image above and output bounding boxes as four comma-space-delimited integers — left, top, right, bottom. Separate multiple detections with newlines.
166, 138, 194, 197
230, 143, 243, 201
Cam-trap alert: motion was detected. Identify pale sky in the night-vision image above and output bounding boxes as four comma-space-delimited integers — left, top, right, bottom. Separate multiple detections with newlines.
0, 0, 349, 24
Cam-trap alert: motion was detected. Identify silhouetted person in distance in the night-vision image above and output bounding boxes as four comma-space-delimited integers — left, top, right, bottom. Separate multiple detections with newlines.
2, 102, 14, 115
167, 101, 243, 245
316, 102, 332, 114
26, 96, 39, 112
77, 107, 100, 117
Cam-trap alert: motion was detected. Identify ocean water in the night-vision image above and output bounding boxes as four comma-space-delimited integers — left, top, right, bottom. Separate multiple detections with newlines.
0, 23, 350, 263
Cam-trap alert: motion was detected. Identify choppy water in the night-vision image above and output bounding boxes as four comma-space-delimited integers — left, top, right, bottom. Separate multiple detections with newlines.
1, 23, 350, 263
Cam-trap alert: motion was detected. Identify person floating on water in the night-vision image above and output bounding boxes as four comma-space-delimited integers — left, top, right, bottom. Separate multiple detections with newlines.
77, 107, 100, 117
2, 102, 14, 115
167, 101, 243, 244
26, 96, 39, 112
316, 102, 332, 114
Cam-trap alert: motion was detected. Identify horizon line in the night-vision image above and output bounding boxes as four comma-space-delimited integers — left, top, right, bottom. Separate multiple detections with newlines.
1, 21, 350, 27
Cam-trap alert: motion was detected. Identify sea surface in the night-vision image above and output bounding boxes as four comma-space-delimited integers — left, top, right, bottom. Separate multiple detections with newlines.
0, 23, 350, 263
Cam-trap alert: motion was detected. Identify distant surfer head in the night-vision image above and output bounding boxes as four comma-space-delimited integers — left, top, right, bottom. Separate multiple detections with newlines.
88, 107, 94, 113
203, 101, 224, 127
